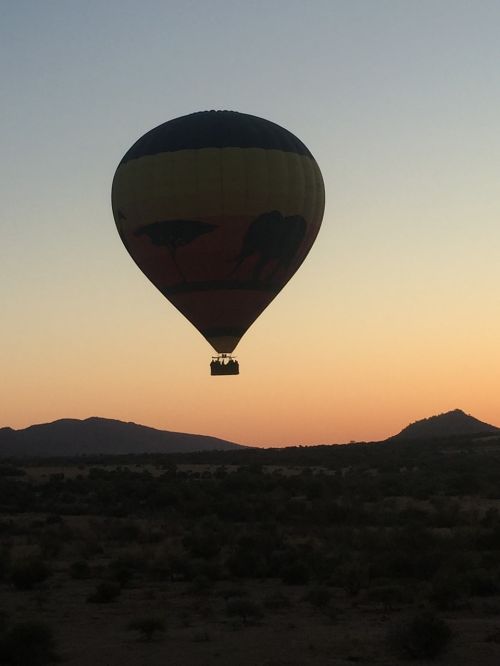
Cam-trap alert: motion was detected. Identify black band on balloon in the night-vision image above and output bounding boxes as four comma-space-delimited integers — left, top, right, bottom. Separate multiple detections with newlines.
162, 280, 280, 296
202, 326, 247, 338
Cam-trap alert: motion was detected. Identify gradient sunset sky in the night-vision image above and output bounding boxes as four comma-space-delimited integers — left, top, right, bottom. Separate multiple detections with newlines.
1, 1, 499, 446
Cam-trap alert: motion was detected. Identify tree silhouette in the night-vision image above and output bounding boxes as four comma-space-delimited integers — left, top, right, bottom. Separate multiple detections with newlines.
135, 219, 216, 281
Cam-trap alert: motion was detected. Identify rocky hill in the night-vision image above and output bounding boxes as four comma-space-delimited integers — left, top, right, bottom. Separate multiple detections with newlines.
389, 409, 500, 441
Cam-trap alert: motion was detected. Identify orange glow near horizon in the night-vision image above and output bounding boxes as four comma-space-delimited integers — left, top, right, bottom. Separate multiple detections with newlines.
1, 3, 499, 447
3, 246, 499, 447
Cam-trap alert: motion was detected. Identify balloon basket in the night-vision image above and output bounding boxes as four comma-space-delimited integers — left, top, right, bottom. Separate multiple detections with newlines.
210, 354, 239, 376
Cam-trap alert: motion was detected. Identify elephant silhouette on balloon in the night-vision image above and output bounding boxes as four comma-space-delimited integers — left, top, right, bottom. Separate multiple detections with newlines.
231, 210, 307, 283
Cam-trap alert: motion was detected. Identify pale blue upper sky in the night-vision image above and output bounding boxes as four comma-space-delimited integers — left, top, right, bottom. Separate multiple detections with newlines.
1, 1, 499, 443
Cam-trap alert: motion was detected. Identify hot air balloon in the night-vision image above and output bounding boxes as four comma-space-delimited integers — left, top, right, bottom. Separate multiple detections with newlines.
111, 111, 325, 375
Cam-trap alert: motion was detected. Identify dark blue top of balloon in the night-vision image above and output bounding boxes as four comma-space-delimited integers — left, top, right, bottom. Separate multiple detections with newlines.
120, 111, 313, 165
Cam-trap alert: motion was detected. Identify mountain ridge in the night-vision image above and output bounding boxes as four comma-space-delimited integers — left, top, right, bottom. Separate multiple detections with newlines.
0, 417, 244, 457
1, 409, 499, 458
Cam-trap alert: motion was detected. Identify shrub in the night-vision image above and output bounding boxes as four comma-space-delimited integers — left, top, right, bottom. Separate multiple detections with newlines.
429, 571, 465, 610
183, 529, 221, 559
87, 581, 121, 603
304, 586, 332, 609
107, 558, 135, 586
226, 598, 263, 624
151, 549, 193, 582
45, 515, 62, 525
365, 584, 407, 611
387, 610, 452, 660
189, 574, 213, 595
127, 617, 165, 641
481, 601, 500, 616
38, 530, 65, 559
225, 549, 266, 579
69, 560, 90, 580
0, 465, 26, 478
281, 562, 309, 585
263, 590, 291, 610
10, 557, 50, 590
0, 612, 8, 634
0, 547, 10, 581
485, 628, 500, 643
219, 586, 248, 600
0, 621, 58, 665
467, 569, 499, 597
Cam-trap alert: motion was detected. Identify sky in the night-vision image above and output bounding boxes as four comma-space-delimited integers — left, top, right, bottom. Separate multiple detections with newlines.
1, 0, 499, 446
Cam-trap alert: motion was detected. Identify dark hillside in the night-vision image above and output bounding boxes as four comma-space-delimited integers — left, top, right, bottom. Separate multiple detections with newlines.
0, 417, 243, 457
390, 409, 499, 440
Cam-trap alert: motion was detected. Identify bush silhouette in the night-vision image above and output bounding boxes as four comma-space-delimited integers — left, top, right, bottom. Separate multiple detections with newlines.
387, 610, 451, 659
127, 617, 165, 641
10, 557, 50, 590
0, 621, 58, 665
226, 598, 263, 624
87, 581, 121, 603
69, 560, 90, 580
429, 571, 465, 610
281, 562, 309, 585
304, 586, 332, 609
0, 547, 10, 581
365, 584, 408, 611
263, 590, 291, 610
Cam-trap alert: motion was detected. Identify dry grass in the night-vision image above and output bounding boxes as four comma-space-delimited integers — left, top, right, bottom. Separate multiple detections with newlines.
4, 456, 500, 665
2, 562, 500, 665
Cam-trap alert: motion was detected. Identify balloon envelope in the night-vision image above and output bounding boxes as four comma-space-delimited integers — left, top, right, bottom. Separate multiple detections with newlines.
112, 111, 325, 353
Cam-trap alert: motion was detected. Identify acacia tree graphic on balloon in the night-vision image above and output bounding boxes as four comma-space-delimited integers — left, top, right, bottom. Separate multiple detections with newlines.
135, 219, 217, 282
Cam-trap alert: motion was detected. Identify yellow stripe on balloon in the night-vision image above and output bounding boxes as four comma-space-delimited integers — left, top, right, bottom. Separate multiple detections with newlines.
112, 147, 323, 233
